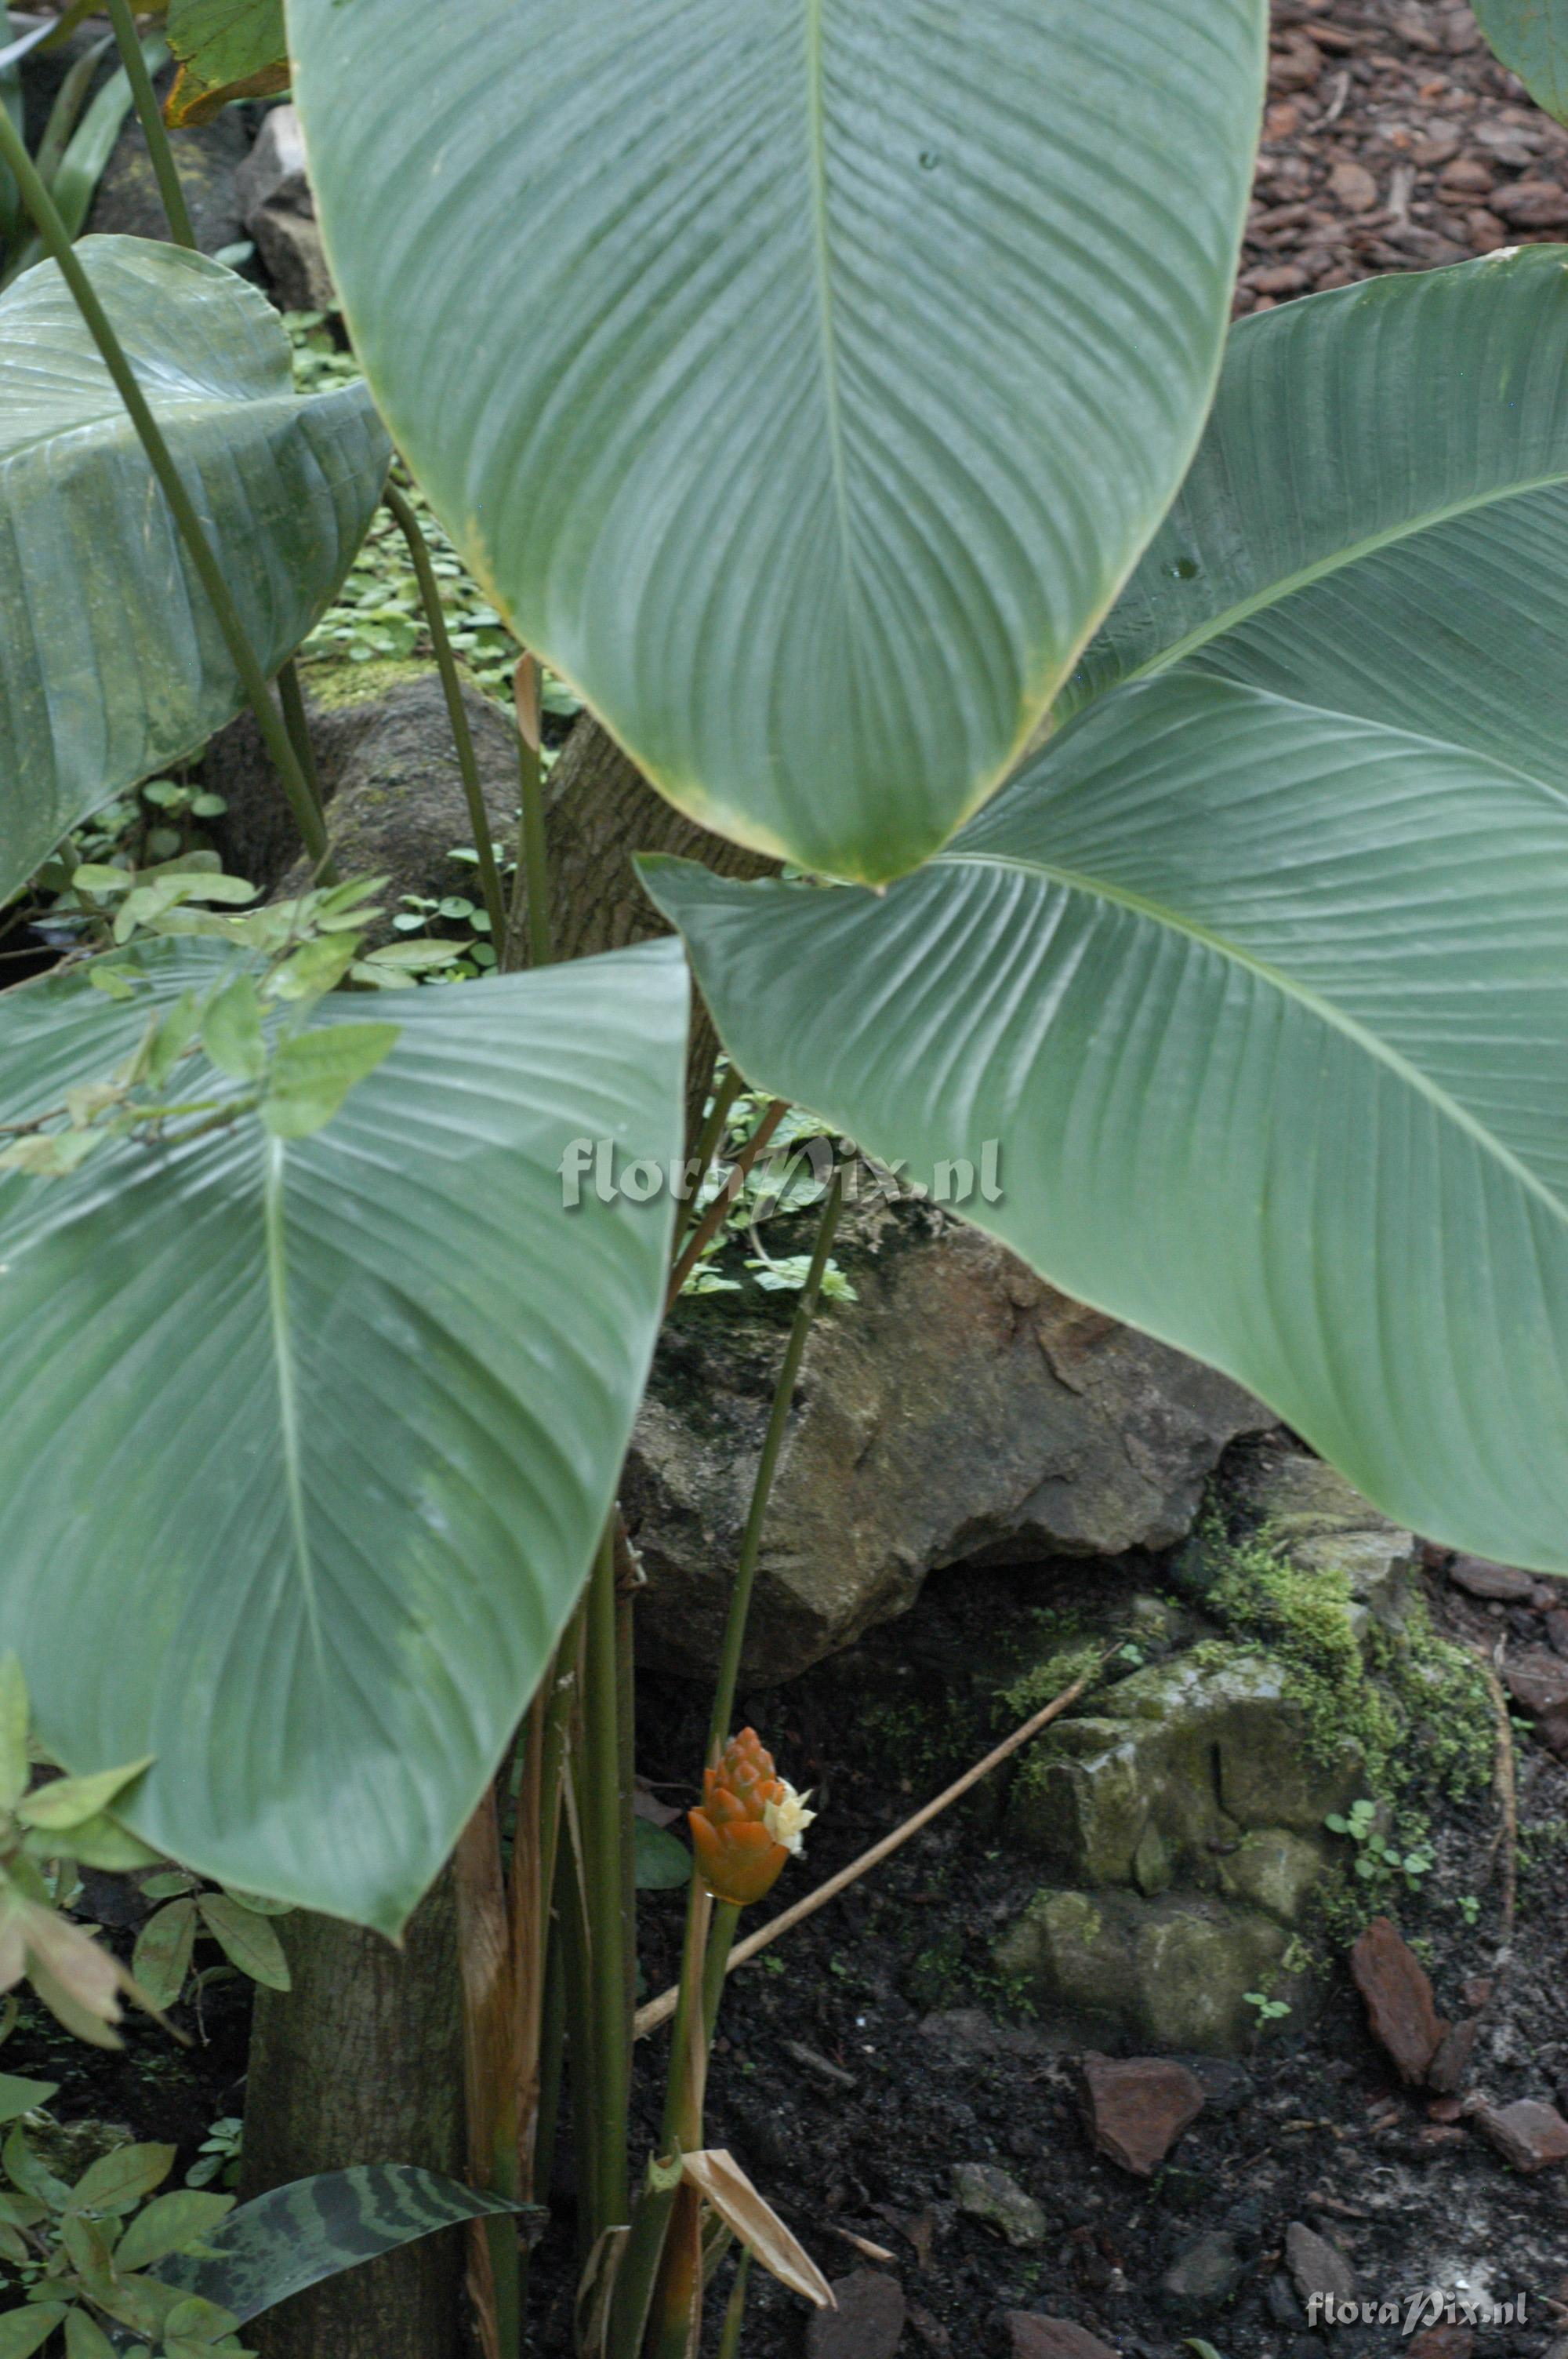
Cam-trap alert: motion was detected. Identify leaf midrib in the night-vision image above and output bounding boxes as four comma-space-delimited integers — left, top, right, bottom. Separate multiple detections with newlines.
938, 845, 1568, 1232
263, 1135, 326, 1672
1121, 466, 1568, 682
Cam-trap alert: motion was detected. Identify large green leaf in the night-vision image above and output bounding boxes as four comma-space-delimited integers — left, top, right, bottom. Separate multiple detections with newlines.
1471, 1, 1568, 122
1067, 248, 1568, 774
289, 0, 1265, 883
644, 668, 1568, 1576
0, 238, 388, 907
161, 2167, 521, 2322
0, 939, 688, 1928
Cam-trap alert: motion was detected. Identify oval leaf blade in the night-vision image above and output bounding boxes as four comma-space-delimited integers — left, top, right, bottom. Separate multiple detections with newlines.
644, 669, 1568, 1576
0, 939, 688, 1929
0, 238, 388, 906
289, 0, 1265, 881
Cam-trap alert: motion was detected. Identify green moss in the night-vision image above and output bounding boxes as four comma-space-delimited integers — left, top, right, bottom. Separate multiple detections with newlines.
998, 1637, 1104, 1727
1204, 1522, 1398, 1776
296, 652, 438, 711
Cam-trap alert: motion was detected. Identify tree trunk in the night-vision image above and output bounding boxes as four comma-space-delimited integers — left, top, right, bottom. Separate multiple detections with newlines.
541, 716, 775, 1140
242, 1876, 466, 2359
238, 716, 769, 2359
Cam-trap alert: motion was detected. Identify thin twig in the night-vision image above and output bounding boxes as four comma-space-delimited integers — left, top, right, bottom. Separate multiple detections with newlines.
634, 1655, 1110, 2038
1476, 1650, 1518, 1957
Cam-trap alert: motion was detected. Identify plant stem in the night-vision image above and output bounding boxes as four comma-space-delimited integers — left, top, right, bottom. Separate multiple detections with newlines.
276, 658, 326, 851
681, 1065, 743, 1241
700, 1902, 741, 2048
503, 656, 553, 970
716, 2250, 752, 2359
103, 0, 195, 249
634, 1656, 1107, 2039
706, 1168, 843, 1762
665, 1100, 788, 1311
581, 1521, 630, 2240
0, 104, 333, 872
383, 483, 507, 942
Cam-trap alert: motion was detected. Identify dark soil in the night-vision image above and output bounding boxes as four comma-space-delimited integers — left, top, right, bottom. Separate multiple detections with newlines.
561, 1534, 1567, 2359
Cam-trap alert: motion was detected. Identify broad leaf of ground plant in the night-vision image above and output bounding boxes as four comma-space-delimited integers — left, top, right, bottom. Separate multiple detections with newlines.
646, 254, 1568, 1573
288, 0, 1266, 883
0, 239, 388, 911
645, 676, 1568, 1576
0, 938, 688, 1929
1471, 0, 1568, 125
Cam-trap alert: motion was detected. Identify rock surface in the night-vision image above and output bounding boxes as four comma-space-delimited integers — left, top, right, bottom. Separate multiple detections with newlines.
1076, 2054, 1204, 2177
1159, 2229, 1244, 2320
950, 2161, 1046, 2249
235, 104, 336, 311
1448, 1556, 1538, 1604
207, 668, 520, 929
86, 76, 251, 255
997, 1886, 1313, 2056
806, 2268, 906, 2359
631, 1216, 1269, 1679
1468, 2098, 1568, 2172
1284, 2220, 1359, 2306
1351, 1917, 1446, 2085
1007, 2319, 1120, 2359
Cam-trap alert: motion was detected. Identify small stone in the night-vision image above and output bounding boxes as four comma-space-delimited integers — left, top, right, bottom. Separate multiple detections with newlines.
1448, 1555, 1537, 1602
1428, 2095, 1465, 2123
1250, 264, 1311, 295
1077, 2055, 1204, 2179
1494, 180, 1568, 227
1285, 2221, 1359, 2307
1461, 1976, 1494, 2011
1007, 2318, 1120, 2359
1439, 156, 1496, 194
807, 2269, 906, 2359
1265, 101, 1301, 139
1330, 159, 1380, 211
1546, 1609, 1568, 1658
1269, 35, 1324, 90
1266, 2270, 1302, 2327
1467, 209, 1508, 252
1469, 2097, 1568, 2172
1427, 2019, 1479, 2095
1159, 2230, 1244, 2321
1409, 2330, 1475, 2359
1503, 1648, 1568, 1717
951, 2162, 1046, 2249
1350, 1917, 1446, 2085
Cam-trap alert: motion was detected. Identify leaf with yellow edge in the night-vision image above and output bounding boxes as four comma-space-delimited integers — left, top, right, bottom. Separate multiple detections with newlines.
165, 0, 287, 126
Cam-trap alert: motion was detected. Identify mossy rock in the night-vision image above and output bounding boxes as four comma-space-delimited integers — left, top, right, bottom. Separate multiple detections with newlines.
995, 1885, 1312, 2055
1008, 1648, 1363, 1886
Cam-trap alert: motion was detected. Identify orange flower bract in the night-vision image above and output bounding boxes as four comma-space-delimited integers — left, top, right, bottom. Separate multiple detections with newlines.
688, 1729, 813, 1909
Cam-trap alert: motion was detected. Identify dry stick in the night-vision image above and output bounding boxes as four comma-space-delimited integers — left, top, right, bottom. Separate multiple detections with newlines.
634, 1656, 1109, 2041
1477, 1650, 1518, 1955
665, 1100, 787, 1310
0, 108, 332, 873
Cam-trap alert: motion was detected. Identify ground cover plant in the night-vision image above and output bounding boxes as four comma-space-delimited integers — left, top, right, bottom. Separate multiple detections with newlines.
0, 0, 1566, 2353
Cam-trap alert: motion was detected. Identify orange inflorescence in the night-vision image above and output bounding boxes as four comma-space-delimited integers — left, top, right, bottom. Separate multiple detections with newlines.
688, 1729, 809, 1909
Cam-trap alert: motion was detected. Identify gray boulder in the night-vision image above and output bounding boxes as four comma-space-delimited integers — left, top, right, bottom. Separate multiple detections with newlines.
235, 104, 336, 311
630, 1209, 1269, 1681
204, 663, 518, 927
86, 73, 251, 256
